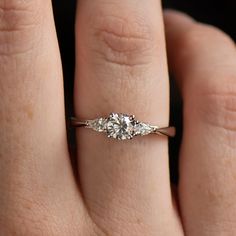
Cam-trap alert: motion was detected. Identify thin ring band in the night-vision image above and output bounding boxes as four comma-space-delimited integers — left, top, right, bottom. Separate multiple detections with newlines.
71, 113, 176, 140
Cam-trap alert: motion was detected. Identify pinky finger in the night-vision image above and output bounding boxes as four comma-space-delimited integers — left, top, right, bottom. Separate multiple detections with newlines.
165, 10, 236, 236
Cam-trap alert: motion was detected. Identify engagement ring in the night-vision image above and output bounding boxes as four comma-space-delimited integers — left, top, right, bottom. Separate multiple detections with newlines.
71, 113, 176, 140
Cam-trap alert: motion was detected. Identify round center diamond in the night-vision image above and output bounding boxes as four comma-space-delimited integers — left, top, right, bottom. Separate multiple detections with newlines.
106, 113, 135, 140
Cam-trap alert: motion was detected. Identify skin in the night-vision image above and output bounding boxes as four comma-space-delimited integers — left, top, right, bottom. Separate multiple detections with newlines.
0, 0, 235, 235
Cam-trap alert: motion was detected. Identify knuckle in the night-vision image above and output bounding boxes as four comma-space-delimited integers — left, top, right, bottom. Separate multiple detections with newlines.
0, 0, 44, 56
80, 6, 156, 67
189, 76, 236, 147
179, 23, 235, 53
0, 0, 42, 31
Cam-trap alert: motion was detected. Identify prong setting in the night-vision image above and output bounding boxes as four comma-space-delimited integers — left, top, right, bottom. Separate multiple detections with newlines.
86, 113, 164, 140
129, 115, 135, 120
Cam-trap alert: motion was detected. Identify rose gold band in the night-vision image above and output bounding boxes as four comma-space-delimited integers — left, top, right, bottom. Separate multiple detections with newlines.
71, 113, 176, 140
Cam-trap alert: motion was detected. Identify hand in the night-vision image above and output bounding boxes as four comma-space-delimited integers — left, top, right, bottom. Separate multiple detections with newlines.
0, 1, 235, 235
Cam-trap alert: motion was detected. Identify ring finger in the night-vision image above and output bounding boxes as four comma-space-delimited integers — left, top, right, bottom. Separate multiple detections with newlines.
74, 0, 183, 235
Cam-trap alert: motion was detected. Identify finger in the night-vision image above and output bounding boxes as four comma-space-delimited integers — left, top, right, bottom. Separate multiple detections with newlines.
75, 1, 183, 235
165, 10, 236, 235
0, 1, 84, 233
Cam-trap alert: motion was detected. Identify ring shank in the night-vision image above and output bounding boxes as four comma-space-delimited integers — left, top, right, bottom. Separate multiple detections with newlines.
71, 118, 87, 127
154, 127, 176, 138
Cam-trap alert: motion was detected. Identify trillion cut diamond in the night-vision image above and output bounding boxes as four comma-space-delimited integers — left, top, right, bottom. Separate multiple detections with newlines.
106, 113, 135, 140
134, 122, 155, 136
88, 118, 107, 132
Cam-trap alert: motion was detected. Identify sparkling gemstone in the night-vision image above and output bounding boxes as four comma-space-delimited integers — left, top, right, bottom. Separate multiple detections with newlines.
88, 118, 107, 132
134, 122, 155, 136
106, 113, 135, 140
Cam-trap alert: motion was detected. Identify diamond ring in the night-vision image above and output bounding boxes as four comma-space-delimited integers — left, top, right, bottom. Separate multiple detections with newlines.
71, 113, 176, 140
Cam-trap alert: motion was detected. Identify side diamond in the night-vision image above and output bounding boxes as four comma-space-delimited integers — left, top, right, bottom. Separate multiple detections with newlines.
87, 118, 107, 132
134, 122, 155, 136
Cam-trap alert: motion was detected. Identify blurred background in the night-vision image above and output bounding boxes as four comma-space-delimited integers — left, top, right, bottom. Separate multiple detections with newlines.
52, 0, 236, 183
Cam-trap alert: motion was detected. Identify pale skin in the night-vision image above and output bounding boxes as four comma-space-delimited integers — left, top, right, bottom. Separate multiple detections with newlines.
0, 0, 236, 235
